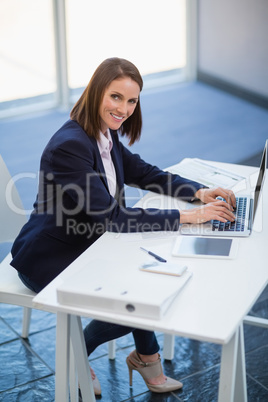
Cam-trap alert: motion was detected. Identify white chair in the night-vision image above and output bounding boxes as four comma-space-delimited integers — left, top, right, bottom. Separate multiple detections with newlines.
0, 154, 34, 337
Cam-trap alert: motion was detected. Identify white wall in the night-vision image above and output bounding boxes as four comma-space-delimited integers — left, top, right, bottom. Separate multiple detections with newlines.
198, 0, 268, 97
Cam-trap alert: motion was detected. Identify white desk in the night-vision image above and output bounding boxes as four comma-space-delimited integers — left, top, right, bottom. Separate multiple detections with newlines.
33, 161, 268, 402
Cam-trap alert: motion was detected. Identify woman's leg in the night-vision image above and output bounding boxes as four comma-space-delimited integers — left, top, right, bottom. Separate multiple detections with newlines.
132, 328, 159, 355
83, 319, 159, 356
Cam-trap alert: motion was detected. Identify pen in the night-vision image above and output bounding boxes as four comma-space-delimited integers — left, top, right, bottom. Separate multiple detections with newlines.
140, 247, 167, 263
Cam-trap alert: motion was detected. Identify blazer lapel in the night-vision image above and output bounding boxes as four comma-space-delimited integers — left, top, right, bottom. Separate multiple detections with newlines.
89, 136, 110, 193
110, 131, 125, 206
89, 131, 125, 206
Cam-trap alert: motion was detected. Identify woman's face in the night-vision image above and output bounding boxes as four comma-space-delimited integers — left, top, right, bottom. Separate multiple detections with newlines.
99, 77, 140, 133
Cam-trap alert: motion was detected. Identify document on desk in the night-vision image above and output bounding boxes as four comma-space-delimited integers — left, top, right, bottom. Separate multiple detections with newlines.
167, 158, 245, 189
57, 259, 192, 320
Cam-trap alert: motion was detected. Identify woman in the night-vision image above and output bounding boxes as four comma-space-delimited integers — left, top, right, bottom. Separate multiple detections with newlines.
11, 58, 236, 395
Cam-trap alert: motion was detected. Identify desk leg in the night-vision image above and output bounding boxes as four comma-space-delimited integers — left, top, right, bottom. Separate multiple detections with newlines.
55, 312, 70, 402
218, 324, 247, 402
233, 324, 247, 402
70, 315, 96, 402
69, 342, 78, 402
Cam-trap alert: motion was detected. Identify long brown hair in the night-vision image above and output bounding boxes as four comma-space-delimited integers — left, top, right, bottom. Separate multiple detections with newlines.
70, 58, 143, 145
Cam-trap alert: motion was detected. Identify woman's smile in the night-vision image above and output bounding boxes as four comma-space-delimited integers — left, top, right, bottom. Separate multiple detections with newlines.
110, 113, 124, 122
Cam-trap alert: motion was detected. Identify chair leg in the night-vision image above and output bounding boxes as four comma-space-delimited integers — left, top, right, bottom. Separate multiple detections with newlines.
163, 334, 175, 360
21, 307, 32, 338
108, 340, 116, 360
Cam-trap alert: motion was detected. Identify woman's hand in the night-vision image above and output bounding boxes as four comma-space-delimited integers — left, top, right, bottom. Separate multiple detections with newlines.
194, 187, 236, 208
180, 200, 236, 224
180, 187, 236, 224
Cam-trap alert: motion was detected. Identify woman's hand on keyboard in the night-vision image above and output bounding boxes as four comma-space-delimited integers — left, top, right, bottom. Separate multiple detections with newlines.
194, 187, 236, 209
180, 199, 236, 224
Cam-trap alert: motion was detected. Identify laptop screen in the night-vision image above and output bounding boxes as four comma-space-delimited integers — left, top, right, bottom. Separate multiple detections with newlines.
253, 140, 267, 222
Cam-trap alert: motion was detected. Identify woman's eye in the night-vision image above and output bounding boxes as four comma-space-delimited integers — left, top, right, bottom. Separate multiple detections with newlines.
129, 99, 137, 104
111, 94, 119, 100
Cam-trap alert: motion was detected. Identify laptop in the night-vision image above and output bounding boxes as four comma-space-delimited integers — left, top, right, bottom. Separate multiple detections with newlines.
181, 140, 267, 237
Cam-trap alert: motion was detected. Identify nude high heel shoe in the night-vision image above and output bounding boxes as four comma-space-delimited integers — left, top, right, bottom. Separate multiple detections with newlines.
78, 371, 101, 399
92, 375, 102, 396
126, 350, 183, 393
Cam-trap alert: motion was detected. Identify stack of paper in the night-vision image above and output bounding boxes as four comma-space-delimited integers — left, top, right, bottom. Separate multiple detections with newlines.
167, 158, 245, 189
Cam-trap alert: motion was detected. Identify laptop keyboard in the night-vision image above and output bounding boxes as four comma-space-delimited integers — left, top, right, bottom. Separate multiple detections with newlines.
212, 197, 247, 232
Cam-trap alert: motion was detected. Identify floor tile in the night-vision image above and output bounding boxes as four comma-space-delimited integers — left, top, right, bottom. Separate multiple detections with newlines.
246, 345, 268, 389
247, 374, 268, 402
28, 327, 56, 372
165, 337, 221, 379
248, 285, 268, 319
0, 304, 23, 328
0, 339, 53, 392
244, 324, 268, 353
169, 365, 220, 402
0, 318, 18, 344
0, 304, 56, 336
25, 310, 56, 334
127, 391, 183, 401
1, 376, 55, 402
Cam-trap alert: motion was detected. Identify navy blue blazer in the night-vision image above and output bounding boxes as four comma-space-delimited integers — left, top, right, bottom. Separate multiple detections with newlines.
11, 120, 204, 288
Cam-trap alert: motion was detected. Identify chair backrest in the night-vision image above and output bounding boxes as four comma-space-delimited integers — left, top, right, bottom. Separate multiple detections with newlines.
0, 155, 34, 339
0, 154, 27, 243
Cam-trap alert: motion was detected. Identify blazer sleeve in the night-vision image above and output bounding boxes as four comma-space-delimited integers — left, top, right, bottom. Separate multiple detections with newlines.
118, 140, 205, 201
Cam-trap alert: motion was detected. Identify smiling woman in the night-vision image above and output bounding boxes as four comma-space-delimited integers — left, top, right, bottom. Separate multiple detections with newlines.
11, 57, 235, 397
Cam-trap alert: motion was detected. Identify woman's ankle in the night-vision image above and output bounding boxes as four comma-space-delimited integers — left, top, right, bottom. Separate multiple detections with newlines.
138, 352, 166, 384
138, 352, 159, 363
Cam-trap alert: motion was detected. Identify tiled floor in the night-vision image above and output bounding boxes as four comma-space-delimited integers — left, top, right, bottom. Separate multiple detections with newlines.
1, 81, 268, 400
0, 288, 267, 401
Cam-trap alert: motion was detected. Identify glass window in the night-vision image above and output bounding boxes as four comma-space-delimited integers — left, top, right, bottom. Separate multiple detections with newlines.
0, 0, 56, 107
66, 0, 186, 91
